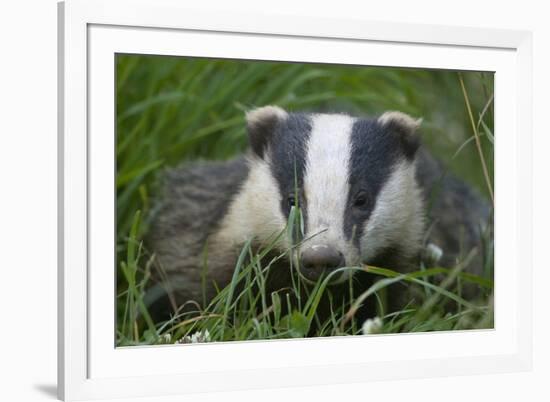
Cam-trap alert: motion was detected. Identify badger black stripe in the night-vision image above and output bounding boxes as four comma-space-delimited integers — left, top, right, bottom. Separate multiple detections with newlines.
344, 119, 407, 245
268, 113, 312, 232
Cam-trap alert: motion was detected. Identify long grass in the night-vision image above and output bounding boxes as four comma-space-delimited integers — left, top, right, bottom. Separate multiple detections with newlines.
117, 207, 493, 346
116, 54, 494, 346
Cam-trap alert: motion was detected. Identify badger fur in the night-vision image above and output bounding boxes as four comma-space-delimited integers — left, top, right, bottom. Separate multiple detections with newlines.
147, 106, 492, 321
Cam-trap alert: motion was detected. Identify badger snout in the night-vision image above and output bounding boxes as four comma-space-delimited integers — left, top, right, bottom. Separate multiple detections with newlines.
299, 244, 345, 281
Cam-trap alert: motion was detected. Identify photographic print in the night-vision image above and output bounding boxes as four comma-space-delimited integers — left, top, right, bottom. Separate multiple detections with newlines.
115, 55, 494, 347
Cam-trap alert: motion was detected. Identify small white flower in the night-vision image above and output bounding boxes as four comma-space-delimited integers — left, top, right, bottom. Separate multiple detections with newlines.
425, 243, 443, 263
177, 329, 211, 344
190, 329, 211, 343
362, 317, 383, 335
161, 333, 172, 344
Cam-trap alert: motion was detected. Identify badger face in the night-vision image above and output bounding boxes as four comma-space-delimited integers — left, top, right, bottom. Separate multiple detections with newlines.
242, 106, 425, 284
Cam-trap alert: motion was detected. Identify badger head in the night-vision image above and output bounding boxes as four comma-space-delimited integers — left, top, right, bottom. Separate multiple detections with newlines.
228, 106, 425, 284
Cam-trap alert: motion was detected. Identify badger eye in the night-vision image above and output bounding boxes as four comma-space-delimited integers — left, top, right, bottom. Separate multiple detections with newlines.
287, 195, 297, 208
353, 192, 370, 210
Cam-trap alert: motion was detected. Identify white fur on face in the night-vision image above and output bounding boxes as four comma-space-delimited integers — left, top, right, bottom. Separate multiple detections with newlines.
213, 156, 288, 249
360, 160, 425, 264
301, 114, 358, 266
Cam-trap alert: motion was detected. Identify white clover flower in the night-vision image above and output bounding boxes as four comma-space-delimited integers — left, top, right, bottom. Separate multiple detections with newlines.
425, 243, 443, 264
362, 317, 383, 335
190, 329, 211, 343
177, 329, 212, 344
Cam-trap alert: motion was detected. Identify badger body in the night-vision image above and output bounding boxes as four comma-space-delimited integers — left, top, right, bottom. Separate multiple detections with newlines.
147, 107, 491, 321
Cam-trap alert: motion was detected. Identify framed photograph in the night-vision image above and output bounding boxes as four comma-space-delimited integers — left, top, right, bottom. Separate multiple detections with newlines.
58, 0, 533, 400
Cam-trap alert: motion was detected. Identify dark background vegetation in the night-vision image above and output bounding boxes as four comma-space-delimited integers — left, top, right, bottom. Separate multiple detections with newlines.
115, 54, 494, 345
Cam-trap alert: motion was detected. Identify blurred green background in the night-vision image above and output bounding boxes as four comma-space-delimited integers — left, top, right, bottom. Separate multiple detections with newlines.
116, 54, 494, 262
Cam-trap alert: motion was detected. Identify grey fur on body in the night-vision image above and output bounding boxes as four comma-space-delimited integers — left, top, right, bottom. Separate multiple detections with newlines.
147, 157, 249, 308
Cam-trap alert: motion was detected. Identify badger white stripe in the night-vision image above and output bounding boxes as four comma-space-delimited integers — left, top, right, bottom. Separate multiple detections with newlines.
303, 114, 355, 257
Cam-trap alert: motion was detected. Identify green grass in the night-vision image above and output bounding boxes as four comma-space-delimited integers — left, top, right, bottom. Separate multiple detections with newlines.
117, 205, 493, 346
116, 54, 494, 346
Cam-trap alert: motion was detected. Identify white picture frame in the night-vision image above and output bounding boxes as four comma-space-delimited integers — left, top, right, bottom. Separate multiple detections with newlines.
58, 0, 533, 400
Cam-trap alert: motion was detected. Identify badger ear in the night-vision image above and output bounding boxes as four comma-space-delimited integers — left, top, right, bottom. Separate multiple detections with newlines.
378, 111, 423, 159
246, 105, 287, 159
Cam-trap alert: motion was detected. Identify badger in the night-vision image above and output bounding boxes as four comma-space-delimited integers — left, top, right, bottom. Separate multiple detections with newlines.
147, 106, 492, 323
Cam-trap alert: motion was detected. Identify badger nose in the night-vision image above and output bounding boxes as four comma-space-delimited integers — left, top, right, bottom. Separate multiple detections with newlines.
300, 245, 344, 279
